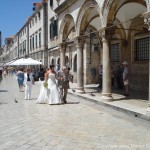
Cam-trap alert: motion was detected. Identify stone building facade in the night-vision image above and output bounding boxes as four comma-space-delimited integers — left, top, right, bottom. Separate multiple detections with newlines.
0, 0, 150, 99
47, 0, 150, 97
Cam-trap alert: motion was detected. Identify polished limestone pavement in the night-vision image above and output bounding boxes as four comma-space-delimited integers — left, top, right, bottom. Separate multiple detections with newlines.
0, 76, 150, 150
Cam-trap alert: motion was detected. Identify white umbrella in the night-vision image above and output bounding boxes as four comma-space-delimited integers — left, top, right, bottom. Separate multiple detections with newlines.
5, 60, 16, 66
10, 58, 42, 66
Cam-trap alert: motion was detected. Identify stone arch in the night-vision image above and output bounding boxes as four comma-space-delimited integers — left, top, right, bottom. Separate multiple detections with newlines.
102, 0, 147, 24
59, 14, 76, 43
76, 0, 103, 36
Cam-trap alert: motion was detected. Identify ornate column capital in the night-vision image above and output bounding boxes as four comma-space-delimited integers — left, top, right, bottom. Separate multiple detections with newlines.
59, 42, 66, 52
99, 24, 116, 41
75, 36, 85, 48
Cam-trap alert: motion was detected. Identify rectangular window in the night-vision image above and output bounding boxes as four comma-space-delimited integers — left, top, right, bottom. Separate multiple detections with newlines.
111, 43, 119, 62
54, 19, 58, 37
35, 16, 37, 23
30, 38, 32, 51
50, 19, 58, 39
134, 37, 150, 61
39, 32, 41, 47
32, 36, 34, 49
50, 0, 53, 7
38, 12, 41, 19
36, 34, 38, 48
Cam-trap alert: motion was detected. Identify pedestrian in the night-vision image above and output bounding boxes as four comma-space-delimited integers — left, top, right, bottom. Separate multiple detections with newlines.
57, 66, 70, 104
98, 65, 103, 88
122, 61, 129, 96
0, 67, 3, 84
16, 67, 24, 92
56, 64, 60, 73
3, 68, 7, 78
24, 68, 34, 100
111, 66, 115, 86
36, 68, 50, 104
115, 64, 124, 89
46, 65, 62, 105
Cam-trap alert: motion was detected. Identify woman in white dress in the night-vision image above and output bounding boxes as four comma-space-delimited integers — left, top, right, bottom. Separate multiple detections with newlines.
36, 68, 49, 104
46, 65, 61, 105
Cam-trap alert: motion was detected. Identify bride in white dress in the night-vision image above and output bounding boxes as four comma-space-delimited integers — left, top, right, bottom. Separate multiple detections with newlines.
36, 69, 49, 104
46, 65, 61, 105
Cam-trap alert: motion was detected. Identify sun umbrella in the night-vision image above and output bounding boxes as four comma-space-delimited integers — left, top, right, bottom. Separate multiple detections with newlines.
10, 58, 42, 66
5, 60, 16, 66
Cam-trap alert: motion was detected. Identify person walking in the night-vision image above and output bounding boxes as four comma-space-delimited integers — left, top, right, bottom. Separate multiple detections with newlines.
0, 67, 3, 84
46, 65, 61, 105
24, 68, 34, 100
57, 66, 70, 104
115, 64, 124, 89
98, 65, 103, 88
122, 61, 129, 96
16, 67, 24, 92
36, 68, 49, 104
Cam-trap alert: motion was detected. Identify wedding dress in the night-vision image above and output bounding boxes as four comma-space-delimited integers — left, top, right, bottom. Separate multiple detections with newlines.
47, 73, 61, 105
36, 81, 49, 104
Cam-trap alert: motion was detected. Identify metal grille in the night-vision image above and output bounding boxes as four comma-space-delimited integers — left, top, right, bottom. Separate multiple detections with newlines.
135, 37, 150, 61
111, 43, 119, 62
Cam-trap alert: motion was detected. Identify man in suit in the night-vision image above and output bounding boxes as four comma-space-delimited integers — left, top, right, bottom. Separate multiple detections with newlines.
24, 68, 34, 100
57, 66, 70, 104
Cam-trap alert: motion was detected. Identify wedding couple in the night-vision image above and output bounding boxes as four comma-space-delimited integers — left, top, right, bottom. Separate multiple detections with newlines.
36, 65, 70, 105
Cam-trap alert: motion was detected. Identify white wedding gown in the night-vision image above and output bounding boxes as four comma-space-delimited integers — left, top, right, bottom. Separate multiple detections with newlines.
47, 73, 61, 105
36, 81, 49, 104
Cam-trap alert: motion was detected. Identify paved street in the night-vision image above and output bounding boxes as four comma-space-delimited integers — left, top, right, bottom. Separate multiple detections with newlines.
0, 76, 150, 150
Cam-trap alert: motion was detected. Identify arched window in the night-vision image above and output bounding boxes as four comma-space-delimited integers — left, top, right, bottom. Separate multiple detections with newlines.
51, 58, 54, 65
57, 57, 60, 65
65, 56, 69, 68
73, 54, 77, 72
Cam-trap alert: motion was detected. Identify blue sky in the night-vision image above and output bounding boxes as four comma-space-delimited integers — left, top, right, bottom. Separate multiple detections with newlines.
0, 0, 38, 46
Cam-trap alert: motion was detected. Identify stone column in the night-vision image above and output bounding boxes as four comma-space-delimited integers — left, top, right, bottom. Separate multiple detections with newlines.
75, 36, 85, 93
99, 30, 112, 100
59, 43, 66, 69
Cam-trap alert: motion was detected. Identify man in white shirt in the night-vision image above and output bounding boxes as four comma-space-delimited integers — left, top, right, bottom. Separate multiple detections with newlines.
24, 68, 34, 100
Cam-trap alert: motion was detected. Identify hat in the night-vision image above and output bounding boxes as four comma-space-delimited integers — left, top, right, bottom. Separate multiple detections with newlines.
122, 61, 128, 65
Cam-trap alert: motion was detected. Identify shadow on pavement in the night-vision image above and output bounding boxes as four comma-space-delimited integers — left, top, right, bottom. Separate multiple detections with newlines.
0, 102, 8, 105
66, 102, 80, 104
0, 90, 8, 92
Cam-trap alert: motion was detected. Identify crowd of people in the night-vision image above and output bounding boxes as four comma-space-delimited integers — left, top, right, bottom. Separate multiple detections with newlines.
0, 60, 129, 103
0, 64, 73, 104
98, 61, 129, 96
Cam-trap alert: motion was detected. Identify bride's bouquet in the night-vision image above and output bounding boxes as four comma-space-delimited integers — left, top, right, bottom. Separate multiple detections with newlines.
43, 81, 48, 88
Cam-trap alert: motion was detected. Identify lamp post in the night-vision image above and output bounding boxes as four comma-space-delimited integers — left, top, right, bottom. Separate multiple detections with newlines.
142, 0, 150, 113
